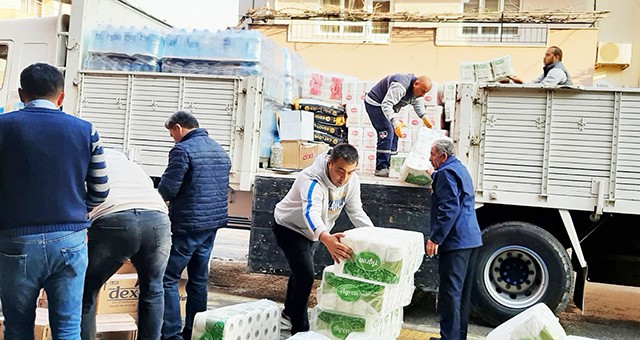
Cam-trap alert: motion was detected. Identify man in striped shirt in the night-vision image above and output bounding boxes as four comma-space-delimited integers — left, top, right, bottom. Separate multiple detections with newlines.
0, 63, 110, 339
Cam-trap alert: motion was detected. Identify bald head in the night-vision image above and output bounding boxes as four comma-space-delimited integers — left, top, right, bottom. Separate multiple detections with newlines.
413, 76, 432, 97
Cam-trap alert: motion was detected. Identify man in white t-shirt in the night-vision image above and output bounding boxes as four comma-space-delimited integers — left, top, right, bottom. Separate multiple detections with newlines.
80, 150, 171, 340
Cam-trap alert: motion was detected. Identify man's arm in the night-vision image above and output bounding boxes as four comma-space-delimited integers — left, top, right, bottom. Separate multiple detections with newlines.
158, 146, 189, 202
344, 177, 374, 228
540, 68, 567, 85
300, 179, 329, 240
429, 170, 462, 245
85, 125, 110, 210
381, 82, 407, 125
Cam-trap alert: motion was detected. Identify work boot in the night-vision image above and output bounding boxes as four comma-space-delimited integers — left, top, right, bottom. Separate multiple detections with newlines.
374, 168, 390, 177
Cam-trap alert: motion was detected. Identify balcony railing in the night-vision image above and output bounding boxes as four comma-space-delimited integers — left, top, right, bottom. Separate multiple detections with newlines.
436, 22, 548, 46
288, 19, 391, 44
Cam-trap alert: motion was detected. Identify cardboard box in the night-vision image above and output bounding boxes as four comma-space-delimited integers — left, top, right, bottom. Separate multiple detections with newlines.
116, 260, 136, 275
423, 80, 440, 106
346, 104, 363, 127
97, 274, 139, 314
361, 110, 373, 127
281, 140, 328, 170
363, 127, 378, 151
95, 313, 137, 340
342, 81, 358, 105
278, 110, 314, 141
362, 150, 377, 174
34, 308, 51, 340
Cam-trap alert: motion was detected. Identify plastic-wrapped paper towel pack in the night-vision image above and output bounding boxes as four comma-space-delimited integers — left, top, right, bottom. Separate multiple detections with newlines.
191, 299, 280, 340
287, 331, 332, 339
487, 303, 567, 340
334, 227, 424, 285
316, 266, 414, 317
311, 307, 403, 340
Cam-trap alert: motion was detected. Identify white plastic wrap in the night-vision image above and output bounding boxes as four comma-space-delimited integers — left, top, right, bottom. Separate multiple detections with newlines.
491, 55, 515, 81
474, 62, 494, 82
311, 307, 403, 340
487, 303, 567, 340
399, 127, 447, 186
191, 299, 280, 340
316, 266, 414, 317
334, 227, 424, 285
287, 331, 332, 340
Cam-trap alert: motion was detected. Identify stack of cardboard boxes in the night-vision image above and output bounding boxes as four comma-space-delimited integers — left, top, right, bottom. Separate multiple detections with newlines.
277, 108, 329, 170
342, 81, 377, 174
7, 260, 188, 340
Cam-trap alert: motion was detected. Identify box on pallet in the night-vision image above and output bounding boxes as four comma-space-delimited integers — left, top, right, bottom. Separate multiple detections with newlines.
281, 140, 329, 170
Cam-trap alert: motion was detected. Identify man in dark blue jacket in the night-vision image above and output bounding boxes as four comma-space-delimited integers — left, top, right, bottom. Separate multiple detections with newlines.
158, 111, 231, 340
427, 138, 482, 340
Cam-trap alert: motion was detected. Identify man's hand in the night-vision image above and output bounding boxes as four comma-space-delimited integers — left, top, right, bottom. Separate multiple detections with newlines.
319, 231, 353, 263
393, 122, 407, 138
426, 239, 439, 257
421, 116, 433, 129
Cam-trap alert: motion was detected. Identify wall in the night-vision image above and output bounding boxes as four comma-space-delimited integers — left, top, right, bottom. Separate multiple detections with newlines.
521, 0, 591, 11
254, 24, 598, 85
593, 0, 640, 87
394, 0, 460, 13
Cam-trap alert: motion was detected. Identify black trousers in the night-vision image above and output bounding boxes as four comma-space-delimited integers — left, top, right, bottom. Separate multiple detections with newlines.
272, 223, 319, 335
438, 247, 479, 340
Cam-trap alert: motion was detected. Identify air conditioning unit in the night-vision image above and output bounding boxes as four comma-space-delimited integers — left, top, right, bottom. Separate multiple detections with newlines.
596, 42, 632, 68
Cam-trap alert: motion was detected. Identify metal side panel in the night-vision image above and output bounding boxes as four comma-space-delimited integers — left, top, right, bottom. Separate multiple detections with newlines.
547, 91, 614, 197
481, 89, 546, 195
615, 92, 640, 200
127, 76, 181, 176
77, 73, 129, 151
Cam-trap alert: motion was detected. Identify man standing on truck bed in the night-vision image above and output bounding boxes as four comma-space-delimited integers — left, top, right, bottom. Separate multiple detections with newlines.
506, 46, 573, 85
158, 111, 231, 340
427, 138, 482, 340
273, 143, 375, 335
364, 73, 434, 177
0, 63, 110, 339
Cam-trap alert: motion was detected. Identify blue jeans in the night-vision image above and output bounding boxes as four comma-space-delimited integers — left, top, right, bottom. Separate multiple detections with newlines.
365, 101, 399, 170
0, 230, 88, 340
81, 209, 171, 340
162, 229, 217, 340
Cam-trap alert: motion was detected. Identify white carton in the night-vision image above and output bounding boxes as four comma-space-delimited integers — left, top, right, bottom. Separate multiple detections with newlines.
362, 127, 377, 151
346, 104, 363, 127
423, 80, 439, 106
362, 150, 376, 174
342, 81, 358, 105
442, 82, 457, 102
360, 111, 373, 127
491, 55, 515, 81
425, 106, 443, 130
279, 110, 314, 141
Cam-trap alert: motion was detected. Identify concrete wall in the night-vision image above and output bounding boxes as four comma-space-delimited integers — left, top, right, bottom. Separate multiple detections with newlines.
593, 0, 640, 87
255, 24, 598, 85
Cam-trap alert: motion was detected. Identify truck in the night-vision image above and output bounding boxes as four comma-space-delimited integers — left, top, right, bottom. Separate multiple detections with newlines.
1, 0, 640, 327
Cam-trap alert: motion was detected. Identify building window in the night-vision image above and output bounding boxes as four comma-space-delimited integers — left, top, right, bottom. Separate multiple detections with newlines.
0, 44, 7, 91
463, 0, 520, 13
21, 0, 43, 16
437, 23, 546, 46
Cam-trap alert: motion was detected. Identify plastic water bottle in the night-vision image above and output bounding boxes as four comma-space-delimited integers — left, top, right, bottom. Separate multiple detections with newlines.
123, 26, 137, 56
245, 30, 261, 62
147, 27, 164, 58
270, 137, 284, 168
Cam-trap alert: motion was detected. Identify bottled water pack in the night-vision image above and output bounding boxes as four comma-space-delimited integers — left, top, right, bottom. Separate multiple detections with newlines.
191, 299, 280, 340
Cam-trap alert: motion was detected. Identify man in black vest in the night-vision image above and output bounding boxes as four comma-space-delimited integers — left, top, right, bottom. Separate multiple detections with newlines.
508, 46, 573, 85
364, 73, 433, 177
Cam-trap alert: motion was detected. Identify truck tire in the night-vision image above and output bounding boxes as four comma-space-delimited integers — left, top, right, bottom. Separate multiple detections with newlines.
470, 222, 573, 326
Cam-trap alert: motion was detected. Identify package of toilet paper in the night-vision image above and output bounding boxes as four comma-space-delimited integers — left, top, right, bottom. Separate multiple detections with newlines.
317, 266, 415, 317
311, 307, 403, 340
191, 299, 280, 340
287, 331, 332, 339
335, 227, 425, 285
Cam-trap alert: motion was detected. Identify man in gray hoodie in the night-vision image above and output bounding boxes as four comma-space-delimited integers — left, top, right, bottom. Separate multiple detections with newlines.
273, 143, 374, 335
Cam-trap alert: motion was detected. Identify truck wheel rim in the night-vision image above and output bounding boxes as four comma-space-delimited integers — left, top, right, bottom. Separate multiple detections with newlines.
483, 245, 549, 309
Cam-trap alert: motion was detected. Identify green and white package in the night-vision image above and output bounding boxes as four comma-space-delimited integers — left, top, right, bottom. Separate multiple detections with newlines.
311, 307, 403, 340
335, 227, 425, 285
317, 266, 414, 317
191, 299, 280, 340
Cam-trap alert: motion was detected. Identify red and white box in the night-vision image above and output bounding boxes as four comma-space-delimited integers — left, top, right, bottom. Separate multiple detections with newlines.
342, 81, 358, 105
423, 81, 440, 107
361, 111, 373, 127
346, 104, 363, 127
426, 106, 443, 130
348, 127, 363, 149
363, 127, 378, 151
362, 150, 377, 174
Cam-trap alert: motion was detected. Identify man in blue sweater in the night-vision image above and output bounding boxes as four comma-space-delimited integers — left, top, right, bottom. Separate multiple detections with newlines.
0, 63, 110, 339
427, 138, 482, 340
159, 111, 231, 340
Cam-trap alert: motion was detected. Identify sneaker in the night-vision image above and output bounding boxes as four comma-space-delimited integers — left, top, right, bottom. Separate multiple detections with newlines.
280, 311, 292, 331
374, 168, 390, 177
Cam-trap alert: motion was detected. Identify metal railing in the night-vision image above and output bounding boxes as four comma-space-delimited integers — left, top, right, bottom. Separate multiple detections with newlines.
288, 19, 391, 44
436, 22, 547, 46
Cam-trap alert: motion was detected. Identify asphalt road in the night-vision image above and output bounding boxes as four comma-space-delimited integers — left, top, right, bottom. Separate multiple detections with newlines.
210, 228, 640, 339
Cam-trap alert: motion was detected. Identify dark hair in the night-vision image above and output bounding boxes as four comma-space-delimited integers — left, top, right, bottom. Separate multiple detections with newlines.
20, 63, 64, 98
165, 110, 200, 129
330, 143, 359, 165
549, 46, 563, 61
